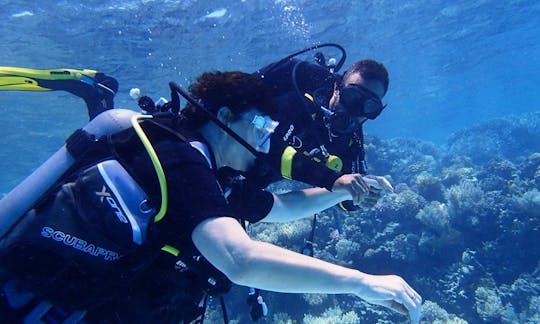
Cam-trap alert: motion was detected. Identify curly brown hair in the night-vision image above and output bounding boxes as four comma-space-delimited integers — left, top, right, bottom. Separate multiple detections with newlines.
181, 71, 275, 129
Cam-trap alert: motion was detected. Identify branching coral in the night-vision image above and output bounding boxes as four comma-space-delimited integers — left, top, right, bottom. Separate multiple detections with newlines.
474, 286, 504, 320
445, 179, 488, 232
416, 201, 451, 234
303, 306, 360, 324
414, 172, 445, 202
421, 300, 467, 324
334, 238, 361, 262
416, 201, 462, 257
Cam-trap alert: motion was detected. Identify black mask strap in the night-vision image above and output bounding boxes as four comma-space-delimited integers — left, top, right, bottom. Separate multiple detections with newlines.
169, 82, 262, 159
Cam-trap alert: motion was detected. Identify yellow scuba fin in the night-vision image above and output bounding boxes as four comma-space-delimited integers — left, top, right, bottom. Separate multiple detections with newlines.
0, 67, 99, 91
0, 66, 118, 120
0, 76, 49, 91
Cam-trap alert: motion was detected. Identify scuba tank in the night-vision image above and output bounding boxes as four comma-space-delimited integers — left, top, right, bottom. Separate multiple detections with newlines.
0, 109, 138, 240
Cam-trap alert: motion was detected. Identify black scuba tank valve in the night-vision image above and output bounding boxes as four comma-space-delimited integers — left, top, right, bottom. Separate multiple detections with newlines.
129, 87, 156, 113
327, 57, 337, 73
314, 51, 337, 73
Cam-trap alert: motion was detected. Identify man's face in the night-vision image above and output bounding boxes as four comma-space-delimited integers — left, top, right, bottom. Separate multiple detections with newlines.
330, 72, 385, 110
324, 72, 387, 136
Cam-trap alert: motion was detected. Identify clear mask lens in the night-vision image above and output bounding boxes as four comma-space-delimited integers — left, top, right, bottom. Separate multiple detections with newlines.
251, 115, 279, 153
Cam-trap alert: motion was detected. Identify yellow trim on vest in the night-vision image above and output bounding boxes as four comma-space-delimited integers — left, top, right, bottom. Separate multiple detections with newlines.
131, 115, 169, 222
161, 245, 180, 256
325, 155, 343, 171
281, 146, 297, 180
303, 93, 318, 120
303, 92, 314, 102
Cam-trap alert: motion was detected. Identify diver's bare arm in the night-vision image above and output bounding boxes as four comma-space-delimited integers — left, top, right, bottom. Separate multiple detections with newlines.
263, 173, 371, 223
192, 217, 422, 323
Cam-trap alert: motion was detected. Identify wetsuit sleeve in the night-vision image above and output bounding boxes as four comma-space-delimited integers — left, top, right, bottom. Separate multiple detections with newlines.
227, 184, 274, 224
216, 167, 274, 224
280, 146, 342, 191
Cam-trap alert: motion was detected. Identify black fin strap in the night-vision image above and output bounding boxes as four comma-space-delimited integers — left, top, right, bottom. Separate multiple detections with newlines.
65, 128, 96, 160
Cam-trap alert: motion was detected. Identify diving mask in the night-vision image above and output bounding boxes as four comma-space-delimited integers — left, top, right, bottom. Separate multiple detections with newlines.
339, 84, 386, 120
251, 115, 279, 153
327, 84, 386, 135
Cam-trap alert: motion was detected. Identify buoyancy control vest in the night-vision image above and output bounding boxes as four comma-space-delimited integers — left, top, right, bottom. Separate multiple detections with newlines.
0, 111, 232, 321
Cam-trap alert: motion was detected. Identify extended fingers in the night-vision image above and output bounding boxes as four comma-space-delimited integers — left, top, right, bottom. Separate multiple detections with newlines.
377, 300, 408, 315
377, 176, 394, 192
377, 295, 422, 324
372, 277, 423, 323
365, 175, 394, 192
355, 174, 370, 193
399, 285, 423, 324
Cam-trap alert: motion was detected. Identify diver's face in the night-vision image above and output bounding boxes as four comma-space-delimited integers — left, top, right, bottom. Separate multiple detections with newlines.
327, 73, 386, 136
329, 72, 385, 110
223, 109, 277, 171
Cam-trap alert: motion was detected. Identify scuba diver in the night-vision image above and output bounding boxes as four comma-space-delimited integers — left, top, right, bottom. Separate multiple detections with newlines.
0, 69, 422, 323
251, 43, 393, 211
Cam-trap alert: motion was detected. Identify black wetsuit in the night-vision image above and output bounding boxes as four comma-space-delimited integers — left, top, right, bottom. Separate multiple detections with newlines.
250, 59, 366, 209
0, 119, 273, 323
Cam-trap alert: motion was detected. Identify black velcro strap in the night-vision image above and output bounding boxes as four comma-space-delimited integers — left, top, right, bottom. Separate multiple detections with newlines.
290, 153, 342, 191
65, 128, 96, 159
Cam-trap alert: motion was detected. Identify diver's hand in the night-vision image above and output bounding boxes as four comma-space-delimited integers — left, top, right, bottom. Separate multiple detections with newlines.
358, 175, 393, 208
365, 175, 394, 192
331, 174, 370, 205
355, 273, 422, 324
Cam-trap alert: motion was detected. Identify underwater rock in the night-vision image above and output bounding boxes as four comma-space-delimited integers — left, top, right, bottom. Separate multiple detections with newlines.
477, 158, 517, 193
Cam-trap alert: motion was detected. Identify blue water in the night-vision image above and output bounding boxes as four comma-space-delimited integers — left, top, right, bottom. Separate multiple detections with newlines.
1, 1, 540, 323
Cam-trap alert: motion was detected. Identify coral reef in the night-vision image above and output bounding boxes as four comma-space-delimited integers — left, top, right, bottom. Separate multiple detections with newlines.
475, 286, 504, 320
421, 300, 467, 323
236, 112, 540, 323
447, 112, 540, 165
303, 306, 360, 324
